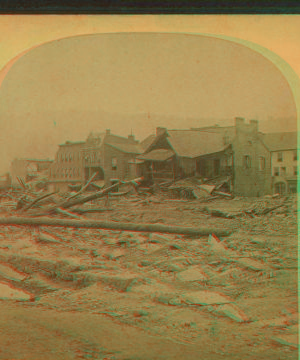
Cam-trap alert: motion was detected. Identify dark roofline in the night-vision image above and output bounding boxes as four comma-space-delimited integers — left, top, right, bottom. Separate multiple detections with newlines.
105, 143, 142, 154
270, 148, 297, 152
105, 133, 140, 143
59, 141, 86, 146
17, 158, 54, 162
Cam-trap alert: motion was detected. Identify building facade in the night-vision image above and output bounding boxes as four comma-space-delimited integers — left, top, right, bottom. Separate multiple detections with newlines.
262, 132, 297, 194
10, 158, 53, 188
48, 130, 142, 192
139, 117, 272, 197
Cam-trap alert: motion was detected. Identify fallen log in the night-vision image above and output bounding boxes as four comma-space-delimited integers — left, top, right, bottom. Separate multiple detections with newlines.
0, 216, 232, 237
27, 177, 144, 216
90, 182, 103, 190
72, 208, 113, 214
67, 172, 98, 202
55, 207, 83, 219
109, 191, 131, 197
17, 176, 27, 190
212, 191, 233, 198
256, 204, 286, 216
20, 191, 57, 212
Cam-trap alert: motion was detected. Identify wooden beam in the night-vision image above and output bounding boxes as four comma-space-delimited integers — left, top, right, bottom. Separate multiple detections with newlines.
0, 216, 232, 237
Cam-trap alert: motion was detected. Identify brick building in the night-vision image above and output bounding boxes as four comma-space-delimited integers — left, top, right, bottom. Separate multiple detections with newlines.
139, 117, 271, 197
48, 130, 142, 192
261, 132, 298, 194
10, 158, 53, 188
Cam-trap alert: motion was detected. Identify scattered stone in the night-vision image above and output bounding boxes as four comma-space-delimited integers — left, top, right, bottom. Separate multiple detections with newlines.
36, 233, 60, 244
105, 249, 125, 260
177, 265, 208, 282
169, 290, 233, 306
251, 316, 294, 328
0, 263, 28, 281
208, 234, 236, 257
95, 271, 141, 292
233, 257, 269, 271
271, 334, 298, 348
0, 282, 34, 301
210, 303, 249, 322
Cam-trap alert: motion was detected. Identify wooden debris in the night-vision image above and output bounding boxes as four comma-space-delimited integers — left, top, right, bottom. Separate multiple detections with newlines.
0, 216, 232, 236
20, 191, 57, 212
170, 290, 233, 306
55, 208, 84, 219
210, 303, 249, 322
176, 265, 208, 282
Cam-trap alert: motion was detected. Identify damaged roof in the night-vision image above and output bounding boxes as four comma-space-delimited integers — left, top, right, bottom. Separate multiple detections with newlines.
105, 141, 143, 154
140, 134, 156, 151
261, 132, 297, 152
138, 149, 175, 161
167, 130, 229, 158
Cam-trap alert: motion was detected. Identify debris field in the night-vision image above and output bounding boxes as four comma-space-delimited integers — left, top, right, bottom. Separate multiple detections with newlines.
0, 175, 298, 359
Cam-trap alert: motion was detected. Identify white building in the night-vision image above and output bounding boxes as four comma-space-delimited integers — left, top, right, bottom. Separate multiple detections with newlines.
262, 132, 297, 194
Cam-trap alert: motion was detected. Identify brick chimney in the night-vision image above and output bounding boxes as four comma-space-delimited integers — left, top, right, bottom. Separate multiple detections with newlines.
235, 117, 245, 129
128, 134, 135, 143
250, 119, 259, 133
156, 127, 167, 137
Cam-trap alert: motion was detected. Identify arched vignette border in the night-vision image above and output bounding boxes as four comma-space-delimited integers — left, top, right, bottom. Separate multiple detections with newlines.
1, 30, 299, 194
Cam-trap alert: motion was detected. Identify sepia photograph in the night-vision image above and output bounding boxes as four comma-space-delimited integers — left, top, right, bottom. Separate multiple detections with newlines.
0, 15, 298, 359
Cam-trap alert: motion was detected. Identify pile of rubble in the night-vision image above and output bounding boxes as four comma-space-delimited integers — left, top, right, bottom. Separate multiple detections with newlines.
0, 171, 298, 358
151, 175, 233, 201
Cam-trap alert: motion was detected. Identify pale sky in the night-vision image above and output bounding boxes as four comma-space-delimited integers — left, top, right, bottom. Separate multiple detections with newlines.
0, 15, 299, 174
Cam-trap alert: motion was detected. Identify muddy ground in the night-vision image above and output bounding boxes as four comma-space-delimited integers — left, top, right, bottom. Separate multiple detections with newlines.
0, 194, 298, 359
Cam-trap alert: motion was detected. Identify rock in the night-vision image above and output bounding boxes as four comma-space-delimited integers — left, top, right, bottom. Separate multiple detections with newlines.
170, 290, 233, 306
130, 280, 175, 298
104, 237, 119, 246
211, 303, 249, 322
0, 282, 34, 301
166, 263, 184, 272
95, 271, 141, 292
251, 316, 294, 328
250, 236, 267, 247
199, 184, 216, 194
105, 249, 125, 260
36, 233, 60, 244
233, 257, 269, 271
0, 263, 28, 281
271, 334, 298, 348
208, 234, 235, 256
148, 234, 173, 244
177, 265, 208, 282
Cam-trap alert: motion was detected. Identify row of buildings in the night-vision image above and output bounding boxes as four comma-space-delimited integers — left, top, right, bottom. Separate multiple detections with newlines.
8, 117, 298, 197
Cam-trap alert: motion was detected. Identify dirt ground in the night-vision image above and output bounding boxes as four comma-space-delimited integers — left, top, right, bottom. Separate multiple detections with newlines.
0, 194, 298, 359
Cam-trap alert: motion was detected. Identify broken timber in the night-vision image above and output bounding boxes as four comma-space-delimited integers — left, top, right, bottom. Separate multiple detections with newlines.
30, 177, 144, 216
0, 216, 232, 237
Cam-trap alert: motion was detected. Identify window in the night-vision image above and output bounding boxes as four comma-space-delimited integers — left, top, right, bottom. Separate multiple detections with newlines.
294, 166, 298, 176
280, 167, 286, 176
112, 157, 117, 170
293, 151, 297, 161
275, 182, 286, 195
274, 167, 279, 176
259, 156, 266, 171
214, 159, 220, 176
277, 152, 283, 162
244, 155, 251, 169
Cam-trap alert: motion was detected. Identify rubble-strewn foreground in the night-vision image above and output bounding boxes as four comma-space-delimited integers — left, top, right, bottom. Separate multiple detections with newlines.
0, 181, 298, 359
